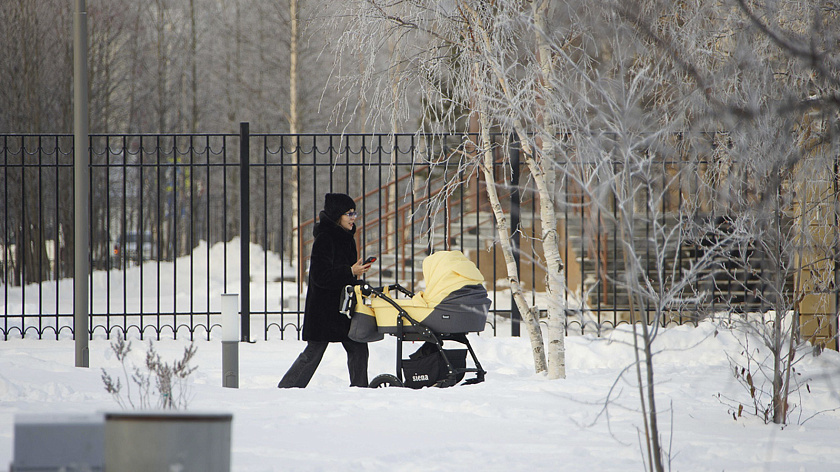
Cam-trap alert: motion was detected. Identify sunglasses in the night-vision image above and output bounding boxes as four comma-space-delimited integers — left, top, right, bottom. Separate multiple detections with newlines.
344, 211, 358, 218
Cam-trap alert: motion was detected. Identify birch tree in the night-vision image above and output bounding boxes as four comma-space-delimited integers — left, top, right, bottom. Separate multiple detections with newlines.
519, 1, 771, 467
455, 0, 569, 377
473, 66, 549, 373
330, 0, 598, 375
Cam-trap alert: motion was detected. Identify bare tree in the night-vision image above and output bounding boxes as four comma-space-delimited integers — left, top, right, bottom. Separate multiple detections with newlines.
3, 0, 383, 280
618, 0, 840, 428
451, 0, 570, 378
552, 8, 727, 467
329, 0, 612, 375
0, 2, 74, 283
703, 114, 838, 426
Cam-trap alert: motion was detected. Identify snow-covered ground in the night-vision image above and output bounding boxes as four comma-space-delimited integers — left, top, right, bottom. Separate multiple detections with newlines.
1, 322, 838, 471
1, 241, 839, 471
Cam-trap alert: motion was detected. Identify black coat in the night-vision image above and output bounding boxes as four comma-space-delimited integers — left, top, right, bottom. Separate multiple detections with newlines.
302, 212, 359, 342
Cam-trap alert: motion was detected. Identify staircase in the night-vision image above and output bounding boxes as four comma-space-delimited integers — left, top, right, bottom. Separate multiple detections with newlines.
565, 213, 794, 317
295, 164, 794, 315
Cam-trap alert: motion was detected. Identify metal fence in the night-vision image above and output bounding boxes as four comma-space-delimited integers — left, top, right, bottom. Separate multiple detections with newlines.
2, 126, 839, 348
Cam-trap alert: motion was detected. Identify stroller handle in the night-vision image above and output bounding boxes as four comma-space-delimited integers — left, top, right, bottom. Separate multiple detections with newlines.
387, 283, 415, 298
360, 283, 415, 298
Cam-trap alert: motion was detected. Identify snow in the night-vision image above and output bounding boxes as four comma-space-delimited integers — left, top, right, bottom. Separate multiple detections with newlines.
2, 242, 840, 471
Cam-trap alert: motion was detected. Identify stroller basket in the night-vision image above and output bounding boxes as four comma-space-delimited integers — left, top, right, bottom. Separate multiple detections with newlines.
402, 344, 467, 389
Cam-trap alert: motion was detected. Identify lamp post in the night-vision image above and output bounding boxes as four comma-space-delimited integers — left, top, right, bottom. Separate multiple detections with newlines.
74, 0, 90, 368
221, 294, 239, 388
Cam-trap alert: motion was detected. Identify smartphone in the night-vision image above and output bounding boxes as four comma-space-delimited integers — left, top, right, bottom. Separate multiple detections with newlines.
363, 256, 377, 264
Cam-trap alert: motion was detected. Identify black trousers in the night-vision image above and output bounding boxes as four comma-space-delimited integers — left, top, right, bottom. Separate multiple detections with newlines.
278, 340, 369, 388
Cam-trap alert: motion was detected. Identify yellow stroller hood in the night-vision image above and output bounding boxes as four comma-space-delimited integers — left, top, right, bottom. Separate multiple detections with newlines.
420, 250, 486, 304
367, 250, 490, 334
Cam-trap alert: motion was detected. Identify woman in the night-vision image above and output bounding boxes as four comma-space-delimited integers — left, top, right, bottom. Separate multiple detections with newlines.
278, 193, 373, 388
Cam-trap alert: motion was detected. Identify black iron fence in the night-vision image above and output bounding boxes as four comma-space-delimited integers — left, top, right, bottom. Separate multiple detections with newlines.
2, 126, 838, 349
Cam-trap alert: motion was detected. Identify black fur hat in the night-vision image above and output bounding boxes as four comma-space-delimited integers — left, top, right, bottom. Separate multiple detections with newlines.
323, 193, 356, 222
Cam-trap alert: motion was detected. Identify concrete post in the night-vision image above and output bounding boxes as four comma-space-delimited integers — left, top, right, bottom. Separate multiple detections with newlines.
221, 293, 239, 388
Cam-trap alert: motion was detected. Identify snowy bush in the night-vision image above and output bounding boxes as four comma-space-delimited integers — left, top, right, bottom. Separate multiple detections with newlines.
100, 333, 198, 410
715, 319, 814, 426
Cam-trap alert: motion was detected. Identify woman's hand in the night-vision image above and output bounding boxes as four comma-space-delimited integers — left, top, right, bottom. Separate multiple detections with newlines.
351, 257, 373, 277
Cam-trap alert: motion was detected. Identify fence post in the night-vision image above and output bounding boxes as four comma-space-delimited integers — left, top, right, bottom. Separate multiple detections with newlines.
510, 137, 521, 337
835, 158, 840, 351
240, 122, 251, 342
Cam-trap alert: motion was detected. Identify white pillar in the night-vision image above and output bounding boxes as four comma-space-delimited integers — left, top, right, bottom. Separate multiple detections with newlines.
221, 294, 240, 388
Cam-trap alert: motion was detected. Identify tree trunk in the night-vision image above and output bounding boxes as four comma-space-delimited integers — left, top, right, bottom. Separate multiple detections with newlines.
772, 295, 785, 424
190, 0, 199, 133
532, 0, 566, 380
460, 0, 566, 377
288, 0, 300, 269
617, 164, 663, 472
475, 94, 547, 373
641, 312, 665, 472
155, 0, 167, 132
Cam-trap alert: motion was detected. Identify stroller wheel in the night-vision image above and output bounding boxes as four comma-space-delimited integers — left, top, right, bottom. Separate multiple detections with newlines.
369, 374, 403, 388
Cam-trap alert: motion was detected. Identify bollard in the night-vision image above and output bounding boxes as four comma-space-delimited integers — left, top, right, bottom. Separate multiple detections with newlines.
105, 411, 232, 472
12, 412, 232, 472
12, 413, 104, 471
221, 293, 239, 388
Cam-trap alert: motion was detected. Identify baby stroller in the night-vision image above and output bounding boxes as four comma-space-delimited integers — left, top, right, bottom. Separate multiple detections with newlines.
341, 250, 490, 388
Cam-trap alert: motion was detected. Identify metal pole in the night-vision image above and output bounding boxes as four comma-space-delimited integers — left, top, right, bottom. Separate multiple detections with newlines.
74, 0, 90, 367
239, 123, 250, 342
834, 156, 840, 351
510, 137, 521, 337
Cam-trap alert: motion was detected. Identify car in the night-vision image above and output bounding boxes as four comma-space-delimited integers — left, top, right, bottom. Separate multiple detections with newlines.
114, 231, 156, 264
